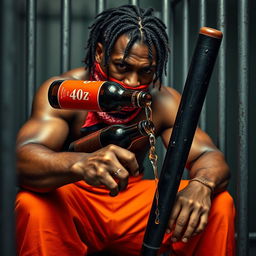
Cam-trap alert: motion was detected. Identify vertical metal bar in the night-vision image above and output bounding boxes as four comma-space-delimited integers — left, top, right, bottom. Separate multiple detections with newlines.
26, 0, 37, 117
129, 0, 140, 6
182, 0, 189, 88
162, 0, 170, 87
169, 3, 175, 87
237, 0, 249, 255
181, 0, 189, 179
199, 0, 206, 42
0, 0, 17, 255
217, 0, 226, 153
199, 0, 207, 130
155, 0, 171, 168
61, 0, 71, 73
96, 0, 106, 14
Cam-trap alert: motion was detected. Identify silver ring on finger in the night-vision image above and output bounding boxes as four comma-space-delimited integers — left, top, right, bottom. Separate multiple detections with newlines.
113, 168, 122, 176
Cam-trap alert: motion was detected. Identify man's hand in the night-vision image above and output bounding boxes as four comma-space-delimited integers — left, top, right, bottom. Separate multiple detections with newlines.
167, 181, 212, 243
70, 144, 139, 196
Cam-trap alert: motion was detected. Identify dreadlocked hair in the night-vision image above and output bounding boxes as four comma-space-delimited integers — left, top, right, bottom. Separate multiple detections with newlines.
84, 4, 170, 87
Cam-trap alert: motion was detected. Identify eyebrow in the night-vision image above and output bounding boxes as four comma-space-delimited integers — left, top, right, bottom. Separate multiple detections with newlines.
113, 58, 156, 68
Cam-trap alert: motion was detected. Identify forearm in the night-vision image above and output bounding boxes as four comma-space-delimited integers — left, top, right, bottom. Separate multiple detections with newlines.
188, 150, 230, 194
17, 143, 86, 192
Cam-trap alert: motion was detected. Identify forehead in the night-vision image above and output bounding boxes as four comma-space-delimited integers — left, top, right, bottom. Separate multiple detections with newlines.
110, 34, 156, 62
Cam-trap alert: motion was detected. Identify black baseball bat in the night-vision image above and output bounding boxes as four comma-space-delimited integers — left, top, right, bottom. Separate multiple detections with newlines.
141, 27, 223, 256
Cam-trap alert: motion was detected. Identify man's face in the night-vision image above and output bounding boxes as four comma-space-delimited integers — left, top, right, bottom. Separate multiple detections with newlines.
96, 34, 157, 87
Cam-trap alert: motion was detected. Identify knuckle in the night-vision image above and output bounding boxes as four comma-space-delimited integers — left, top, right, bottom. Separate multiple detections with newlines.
178, 195, 189, 205
101, 155, 114, 165
178, 196, 186, 204
187, 199, 194, 206
96, 168, 105, 178
189, 221, 198, 228
194, 202, 204, 211
202, 206, 210, 213
107, 144, 117, 151
176, 219, 186, 227
71, 162, 89, 179
70, 162, 82, 173
127, 152, 136, 161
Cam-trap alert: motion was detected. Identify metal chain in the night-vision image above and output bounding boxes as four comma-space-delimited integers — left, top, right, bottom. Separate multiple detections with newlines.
145, 104, 160, 224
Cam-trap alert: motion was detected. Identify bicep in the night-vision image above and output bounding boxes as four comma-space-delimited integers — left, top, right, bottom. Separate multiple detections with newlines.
17, 116, 70, 152
17, 77, 73, 151
158, 86, 218, 166
161, 126, 218, 167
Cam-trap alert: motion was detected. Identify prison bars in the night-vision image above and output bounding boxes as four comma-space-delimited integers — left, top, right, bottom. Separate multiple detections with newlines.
199, 0, 206, 130
171, 2, 251, 256
237, 0, 249, 255
26, 0, 37, 117
0, 0, 17, 255
164, 0, 253, 254
61, 0, 71, 73
96, 0, 107, 15
217, 0, 227, 154
0, 0, 252, 255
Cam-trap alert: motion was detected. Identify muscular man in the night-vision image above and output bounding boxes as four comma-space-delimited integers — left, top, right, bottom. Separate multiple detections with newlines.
16, 5, 235, 256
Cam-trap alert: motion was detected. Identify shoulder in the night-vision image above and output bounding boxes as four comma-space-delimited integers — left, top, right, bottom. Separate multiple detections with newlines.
151, 85, 182, 130
60, 67, 89, 80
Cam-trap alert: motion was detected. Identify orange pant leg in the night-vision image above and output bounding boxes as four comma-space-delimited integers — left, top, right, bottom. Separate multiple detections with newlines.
101, 178, 235, 256
15, 184, 106, 256
16, 179, 235, 256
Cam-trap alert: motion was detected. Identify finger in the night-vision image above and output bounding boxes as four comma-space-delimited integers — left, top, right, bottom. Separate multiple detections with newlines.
83, 168, 102, 186
108, 145, 139, 176
167, 202, 182, 233
112, 168, 129, 191
193, 211, 209, 236
181, 210, 200, 243
108, 152, 130, 191
172, 209, 191, 242
97, 168, 119, 196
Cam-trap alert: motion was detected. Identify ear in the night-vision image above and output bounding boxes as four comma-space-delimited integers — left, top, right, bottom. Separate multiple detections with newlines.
95, 42, 104, 63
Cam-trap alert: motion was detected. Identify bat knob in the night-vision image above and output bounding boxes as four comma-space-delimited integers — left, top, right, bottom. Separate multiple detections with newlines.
200, 27, 223, 39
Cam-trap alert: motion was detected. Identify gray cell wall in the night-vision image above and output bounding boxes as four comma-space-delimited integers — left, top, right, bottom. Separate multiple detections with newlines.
1, 0, 255, 255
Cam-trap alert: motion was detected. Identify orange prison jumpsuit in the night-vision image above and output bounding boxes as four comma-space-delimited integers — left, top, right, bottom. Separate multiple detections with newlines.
16, 175, 235, 256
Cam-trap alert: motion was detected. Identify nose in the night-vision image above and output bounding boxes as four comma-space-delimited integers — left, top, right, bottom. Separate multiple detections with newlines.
123, 72, 140, 87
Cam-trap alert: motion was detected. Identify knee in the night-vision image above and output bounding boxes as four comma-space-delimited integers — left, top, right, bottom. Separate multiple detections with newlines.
210, 191, 235, 221
15, 190, 62, 219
